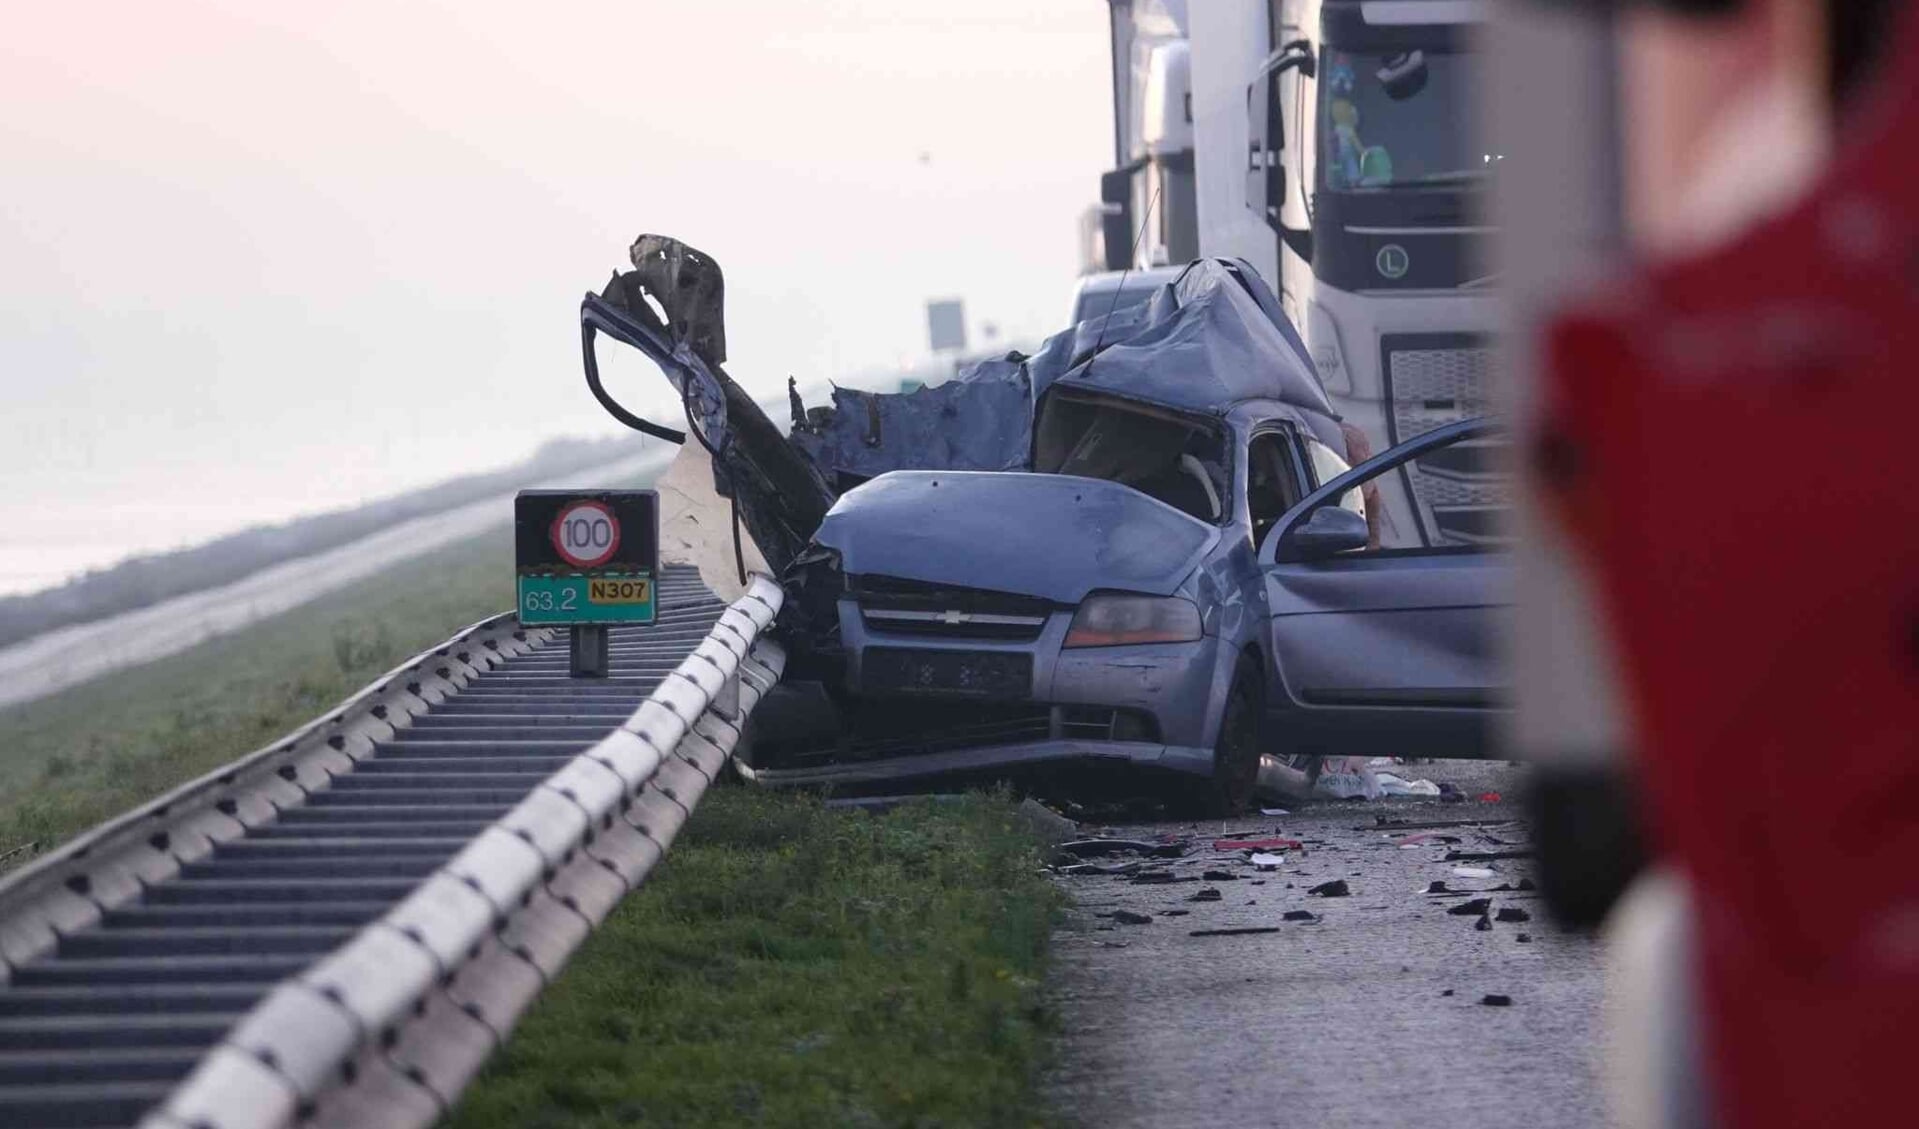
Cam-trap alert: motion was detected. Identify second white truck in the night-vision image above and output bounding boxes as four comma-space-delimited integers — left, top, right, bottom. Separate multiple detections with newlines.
1091, 0, 1503, 549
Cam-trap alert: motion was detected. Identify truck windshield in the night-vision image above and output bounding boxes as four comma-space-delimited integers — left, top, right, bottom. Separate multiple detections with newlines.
1317, 48, 1492, 192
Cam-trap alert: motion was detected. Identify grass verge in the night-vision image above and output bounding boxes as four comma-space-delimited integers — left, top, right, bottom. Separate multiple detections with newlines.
0, 529, 515, 870
445, 788, 1065, 1129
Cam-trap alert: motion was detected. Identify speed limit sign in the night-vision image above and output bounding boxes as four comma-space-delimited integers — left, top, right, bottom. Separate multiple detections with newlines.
550, 500, 620, 568
514, 490, 659, 627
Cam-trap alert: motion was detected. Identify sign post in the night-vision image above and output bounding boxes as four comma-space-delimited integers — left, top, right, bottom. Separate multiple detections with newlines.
514, 490, 660, 678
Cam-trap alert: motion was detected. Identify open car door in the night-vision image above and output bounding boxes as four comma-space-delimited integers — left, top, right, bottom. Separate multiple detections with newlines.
1257, 418, 1508, 758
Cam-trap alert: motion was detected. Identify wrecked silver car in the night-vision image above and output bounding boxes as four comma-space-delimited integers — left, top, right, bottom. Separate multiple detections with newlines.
583, 235, 1505, 812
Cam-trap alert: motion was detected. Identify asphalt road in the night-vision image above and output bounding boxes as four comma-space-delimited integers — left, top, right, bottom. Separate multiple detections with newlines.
1043, 762, 1613, 1129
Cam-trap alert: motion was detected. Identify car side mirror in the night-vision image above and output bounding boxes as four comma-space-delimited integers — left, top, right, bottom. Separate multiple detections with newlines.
1278, 506, 1368, 561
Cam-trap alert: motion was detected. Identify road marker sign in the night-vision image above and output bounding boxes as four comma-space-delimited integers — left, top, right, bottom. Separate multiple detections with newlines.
514, 490, 659, 632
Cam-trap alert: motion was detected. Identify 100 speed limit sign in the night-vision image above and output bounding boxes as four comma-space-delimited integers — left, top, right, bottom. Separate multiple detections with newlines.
549, 501, 621, 568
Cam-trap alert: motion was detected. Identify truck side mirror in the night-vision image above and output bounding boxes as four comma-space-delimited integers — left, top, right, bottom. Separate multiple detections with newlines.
1246, 42, 1316, 232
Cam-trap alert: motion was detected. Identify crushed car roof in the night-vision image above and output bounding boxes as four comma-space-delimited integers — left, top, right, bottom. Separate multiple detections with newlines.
1031, 258, 1336, 421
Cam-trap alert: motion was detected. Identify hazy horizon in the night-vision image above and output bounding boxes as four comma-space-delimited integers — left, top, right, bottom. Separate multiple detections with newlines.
1, 2, 1110, 593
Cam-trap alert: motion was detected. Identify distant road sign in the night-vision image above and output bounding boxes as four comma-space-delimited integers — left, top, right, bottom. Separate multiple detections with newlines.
514, 490, 658, 626
926, 298, 967, 353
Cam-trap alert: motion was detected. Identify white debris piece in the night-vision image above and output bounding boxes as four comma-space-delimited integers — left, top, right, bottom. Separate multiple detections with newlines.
1375, 772, 1441, 797
655, 442, 772, 603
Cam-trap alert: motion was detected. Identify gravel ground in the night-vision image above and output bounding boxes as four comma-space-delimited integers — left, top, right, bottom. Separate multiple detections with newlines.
1043, 761, 1614, 1129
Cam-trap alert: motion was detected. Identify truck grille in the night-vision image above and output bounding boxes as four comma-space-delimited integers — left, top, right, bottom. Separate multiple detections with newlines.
1381, 334, 1509, 547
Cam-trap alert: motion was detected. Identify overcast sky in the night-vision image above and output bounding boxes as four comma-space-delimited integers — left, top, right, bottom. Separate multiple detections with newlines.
0, 1, 1111, 593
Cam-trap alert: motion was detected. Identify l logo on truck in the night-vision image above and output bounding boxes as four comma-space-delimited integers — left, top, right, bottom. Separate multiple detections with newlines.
1376, 244, 1411, 280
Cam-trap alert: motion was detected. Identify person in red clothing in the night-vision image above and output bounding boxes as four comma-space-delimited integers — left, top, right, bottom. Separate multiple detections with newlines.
1530, 2, 1912, 1125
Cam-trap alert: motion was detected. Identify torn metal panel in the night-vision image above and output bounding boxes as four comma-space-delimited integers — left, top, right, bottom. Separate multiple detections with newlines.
1029, 258, 1338, 435
583, 235, 835, 573
788, 355, 1033, 488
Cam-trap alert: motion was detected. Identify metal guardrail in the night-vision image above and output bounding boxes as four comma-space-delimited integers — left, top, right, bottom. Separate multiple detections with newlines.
0, 565, 784, 1128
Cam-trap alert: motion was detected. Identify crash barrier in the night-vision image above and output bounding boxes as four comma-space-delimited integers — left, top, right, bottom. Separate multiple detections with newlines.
0, 566, 785, 1129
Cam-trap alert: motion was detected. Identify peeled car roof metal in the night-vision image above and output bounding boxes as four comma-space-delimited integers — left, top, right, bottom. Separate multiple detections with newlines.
1031, 258, 1337, 424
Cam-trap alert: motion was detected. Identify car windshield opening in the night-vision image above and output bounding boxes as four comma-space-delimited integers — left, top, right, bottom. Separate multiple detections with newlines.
1072, 281, 1159, 326
1033, 393, 1229, 524
1318, 48, 1498, 192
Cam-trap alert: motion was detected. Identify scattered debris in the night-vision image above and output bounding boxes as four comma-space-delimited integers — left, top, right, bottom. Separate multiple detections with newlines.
1190, 888, 1223, 902
1475, 915, 1493, 931
1478, 792, 1503, 803
1061, 838, 1185, 859
1375, 772, 1441, 797
1131, 871, 1180, 885
1057, 861, 1143, 876
1260, 807, 1292, 816
1160, 909, 1191, 917
1363, 817, 1519, 832
1451, 865, 1497, 879
1438, 782, 1466, 804
1314, 766, 1381, 800
1447, 898, 1494, 917
1190, 927, 1284, 937
1495, 907, 1532, 923
1307, 880, 1351, 898
1201, 869, 1239, 882
1216, 837, 1302, 853
1424, 880, 1451, 894
1516, 933, 1533, 943
1112, 910, 1154, 925
1015, 797, 1081, 841
1445, 849, 1536, 862
1249, 853, 1286, 871
1441, 989, 1455, 997
1481, 994, 1513, 1007
1283, 910, 1319, 922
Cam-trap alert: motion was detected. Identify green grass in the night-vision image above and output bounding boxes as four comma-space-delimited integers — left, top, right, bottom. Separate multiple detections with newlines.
446, 788, 1065, 1129
0, 528, 517, 869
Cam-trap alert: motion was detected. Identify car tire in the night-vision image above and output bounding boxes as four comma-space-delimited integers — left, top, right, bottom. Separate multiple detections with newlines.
1198, 657, 1264, 817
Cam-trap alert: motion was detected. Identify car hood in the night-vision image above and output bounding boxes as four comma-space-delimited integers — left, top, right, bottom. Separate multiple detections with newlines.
810, 471, 1217, 605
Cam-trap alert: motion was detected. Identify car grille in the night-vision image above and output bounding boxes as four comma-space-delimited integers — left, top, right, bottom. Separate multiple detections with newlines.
1381, 334, 1510, 547
852, 575, 1053, 642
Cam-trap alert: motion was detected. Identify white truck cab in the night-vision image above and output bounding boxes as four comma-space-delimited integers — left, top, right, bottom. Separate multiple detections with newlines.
1169, 0, 1503, 549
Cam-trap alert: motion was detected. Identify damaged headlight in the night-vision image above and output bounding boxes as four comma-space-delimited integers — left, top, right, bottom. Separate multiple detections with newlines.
1063, 592, 1202, 648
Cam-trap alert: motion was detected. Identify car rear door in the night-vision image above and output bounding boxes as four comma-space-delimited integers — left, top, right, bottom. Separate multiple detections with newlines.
1258, 418, 1508, 758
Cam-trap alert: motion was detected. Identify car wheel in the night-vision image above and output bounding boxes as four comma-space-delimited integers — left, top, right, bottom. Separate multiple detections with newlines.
1200, 657, 1264, 817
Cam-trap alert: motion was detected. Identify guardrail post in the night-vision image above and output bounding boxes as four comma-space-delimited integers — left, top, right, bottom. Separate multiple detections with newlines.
569, 625, 610, 678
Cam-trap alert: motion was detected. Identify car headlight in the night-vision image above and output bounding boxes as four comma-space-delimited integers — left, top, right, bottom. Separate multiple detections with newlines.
1064, 593, 1202, 648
